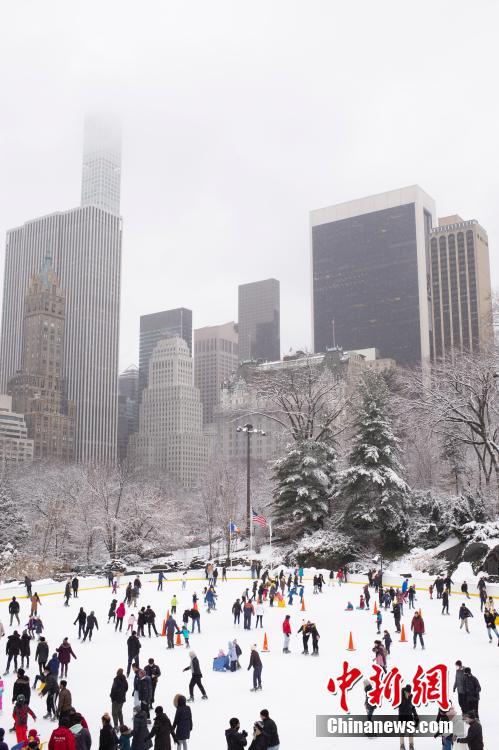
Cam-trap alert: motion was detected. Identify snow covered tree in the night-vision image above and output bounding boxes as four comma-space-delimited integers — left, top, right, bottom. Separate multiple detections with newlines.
0, 476, 28, 550
336, 369, 409, 551
272, 438, 337, 538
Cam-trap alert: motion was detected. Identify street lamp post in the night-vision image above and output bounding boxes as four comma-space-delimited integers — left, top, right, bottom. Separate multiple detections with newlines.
236, 423, 266, 547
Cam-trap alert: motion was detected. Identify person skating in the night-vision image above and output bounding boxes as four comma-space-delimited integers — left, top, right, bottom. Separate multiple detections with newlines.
461, 581, 470, 600
99, 713, 117, 750
12, 667, 31, 705
255, 600, 264, 629
383, 630, 392, 655
483, 606, 499, 643
24, 576, 33, 598
462, 668, 480, 717
397, 684, 419, 750
243, 600, 254, 630
57, 680, 72, 719
137, 608, 146, 638
56, 638, 77, 678
82, 611, 98, 642
125, 583, 133, 606
310, 623, 320, 655
170, 596, 178, 615
33, 637, 48, 685
456, 710, 483, 750
131, 707, 148, 750
298, 620, 312, 654
126, 631, 141, 676
118, 725, 133, 750
64, 581, 72, 607
188, 608, 201, 634
172, 694, 192, 750
442, 590, 450, 615
70, 716, 91, 750
9, 597, 20, 627
12, 695, 36, 743
247, 721, 267, 750
115, 602, 126, 632
225, 717, 248, 749
41, 667, 59, 721
47, 652, 60, 676
157, 571, 165, 592
48, 716, 76, 750
282, 615, 291, 653
392, 602, 401, 633
183, 651, 207, 701
232, 599, 242, 626
30, 594, 42, 617
248, 645, 262, 691
165, 616, 180, 649
376, 610, 382, 634
0, 729, 8, 750
71, 577, 79, 599
133, 665, 152, 721
145, 606, 158, 637
146, 705, 176, 750
5, 630, 22, 674
372, 640, 387, 674
110, 667, 128, 729
259, 710, 279, 750
453, 660, 467, 714
127, 614, 136, 634
108, 600, 117, 624
144, 658, 161, 704
459, 604, 473, 634
444, 575, 453, 595
222, 566, 227, 583
410, 612, 425, 650
73, 609, 87, 640
20, 630, 32, 669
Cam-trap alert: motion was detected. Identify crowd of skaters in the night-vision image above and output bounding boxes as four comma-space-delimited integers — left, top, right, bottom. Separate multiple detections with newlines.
0, 561, 493, 749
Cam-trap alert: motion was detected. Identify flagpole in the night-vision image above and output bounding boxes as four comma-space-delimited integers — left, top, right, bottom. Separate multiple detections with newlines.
229, 522, 232, 570
269, 521, 272, 565
250, 513, 253, 555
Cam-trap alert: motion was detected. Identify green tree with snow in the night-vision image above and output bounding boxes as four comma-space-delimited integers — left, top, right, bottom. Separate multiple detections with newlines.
272, 438, 336, 537
337, 369, 409, 550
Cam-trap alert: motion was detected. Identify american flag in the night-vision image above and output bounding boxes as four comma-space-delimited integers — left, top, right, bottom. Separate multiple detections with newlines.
252, 508, 268, 528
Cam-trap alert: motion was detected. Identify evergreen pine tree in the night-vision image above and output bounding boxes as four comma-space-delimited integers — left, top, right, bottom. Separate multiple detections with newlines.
337, 369, 409, 549
272, 438, 336, 536
0, 478, 29, 549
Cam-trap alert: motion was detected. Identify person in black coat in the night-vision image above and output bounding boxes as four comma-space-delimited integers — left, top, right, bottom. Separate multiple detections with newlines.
398, 685, 419, 750
12, 668, 31, 705
172, 694, 193, 745
225, 718, 248, 749
99, 713, 118, 750
110, 668, 128, 729
456, 711, 484, 750
248, 722, 268, 750
247, 646, 262, 691
146, 706, 176, 750
259, 710, 279, 749
131, 708, 148, 750
72, 577, 79, 598
183, 652, 207, 701
82, 611, 99, 642
74, 608, 87, 639
462, 668, 481, 717
9, 597, 20, 626
5, 630, 22, 673
20, 630, 32, 669
127, 632, 141, 676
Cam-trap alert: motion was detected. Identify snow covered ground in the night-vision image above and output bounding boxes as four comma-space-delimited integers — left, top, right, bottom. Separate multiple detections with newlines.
0, 569, 496, 748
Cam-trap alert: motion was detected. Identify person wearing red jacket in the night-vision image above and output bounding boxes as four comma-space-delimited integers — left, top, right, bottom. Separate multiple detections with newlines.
13, 696, 37, 743
282, 615, 291, 654
411, 612, 425, 650
115, 602, 126, 633
48, 717, 76, 750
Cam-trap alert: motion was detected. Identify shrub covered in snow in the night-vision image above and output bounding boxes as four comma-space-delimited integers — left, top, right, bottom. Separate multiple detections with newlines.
285, 528, 361, 568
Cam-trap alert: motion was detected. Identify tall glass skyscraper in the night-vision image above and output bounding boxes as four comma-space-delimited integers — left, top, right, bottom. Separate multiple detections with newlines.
311, 186, 436, 365
238, 278, 280, 362
81, 115, 121, 215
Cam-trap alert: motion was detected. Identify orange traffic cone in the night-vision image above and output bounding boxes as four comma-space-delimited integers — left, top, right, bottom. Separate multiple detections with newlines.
176, 631, 182, 646
301, 598, 306, 612
346, 631, 355, 651
399, 624, 407, 642
262, 632, 269, 652
373, 601, 378, 615
161, 620, 166, 637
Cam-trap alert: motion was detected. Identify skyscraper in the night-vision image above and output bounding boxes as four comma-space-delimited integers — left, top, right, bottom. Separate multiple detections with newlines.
194, 321, 238, 424
0, 394, 34, 464
0, 206, 122, 462
429, 216, 493, 358
0, 118, 122, 463
139, 308, 192, 399
81, 115, 121, 215
311, 186, 436, 365
8, 254, 75, 461
117, 365, 139, 462
131, 336, 207, 487
238, 278, 280, 362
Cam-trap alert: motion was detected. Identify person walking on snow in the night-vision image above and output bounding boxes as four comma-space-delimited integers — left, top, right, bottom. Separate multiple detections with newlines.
115, 602, 126, 632
127, 631, 141, 677
157, 571, 165, 591
63, 581, 72, 607
82, 611, 98, 642
484, 606, 499, 643
183, 651, 207, 702
458, 604, 473, 634
461, 581, 470, 599
411, 612, 425, 650
56, 638, 77, 677
30, 594, 42, 617
442, 590, 450, 615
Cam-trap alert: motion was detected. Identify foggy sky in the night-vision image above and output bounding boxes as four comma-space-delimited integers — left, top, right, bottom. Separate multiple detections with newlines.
1, 0, 498, 371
